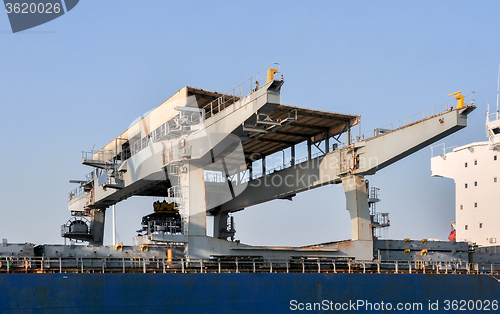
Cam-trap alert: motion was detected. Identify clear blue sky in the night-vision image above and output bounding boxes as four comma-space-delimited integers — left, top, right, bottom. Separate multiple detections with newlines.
1, 1, 499, 246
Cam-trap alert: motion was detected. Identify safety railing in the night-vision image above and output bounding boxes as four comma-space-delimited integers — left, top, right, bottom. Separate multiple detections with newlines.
294, 151, 325, 166
430, 143, 458, 158
204, 171, 226, 183
0, 257, 499, 275
68, 168, 103, 200
202, 63, 281, 119
487, 111, 500, 122
97, 65, 283, 168
205, 170, 251, 186
68, 186, 84, 201
247, 148, 335, 182
85, 168, 102, 182
265, 161, 292, 175
359, 103, 450, 141
369, 187, 380, 200
250, 151, 326, 181
82, 150, 115, 162
371, 213, 390, 227
121, 109, 206, 164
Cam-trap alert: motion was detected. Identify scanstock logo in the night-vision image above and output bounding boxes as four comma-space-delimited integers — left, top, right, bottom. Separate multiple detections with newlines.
4, 0, 79, 33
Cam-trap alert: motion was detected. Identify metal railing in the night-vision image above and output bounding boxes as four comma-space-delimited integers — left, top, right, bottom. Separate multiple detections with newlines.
430, 143, 458, 158
359, 103, 450, 141
209, 103, 456, 182
294, 151, 324, 165
85, 168, 102, 182
68, 186, 85, 201
369, 187, 380, 200
68, 168, 103, 200
122, 109, 205, 163
245, 149, 332, 182
1, 257, 499, 275
248, 150, 326, 181
487, 111, 500, 122
202, 63, 281, 119
204, 171, 225, 183
82, 150, 115, 162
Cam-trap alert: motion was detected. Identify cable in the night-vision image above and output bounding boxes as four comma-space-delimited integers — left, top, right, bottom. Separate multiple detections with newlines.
488, 274, 500, 283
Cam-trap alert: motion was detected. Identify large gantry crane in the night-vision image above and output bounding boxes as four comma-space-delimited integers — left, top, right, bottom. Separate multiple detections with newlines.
63, 64, 475, 260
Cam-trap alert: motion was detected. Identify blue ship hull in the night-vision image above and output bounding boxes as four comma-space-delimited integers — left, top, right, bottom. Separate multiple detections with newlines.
0, 273, 499, 313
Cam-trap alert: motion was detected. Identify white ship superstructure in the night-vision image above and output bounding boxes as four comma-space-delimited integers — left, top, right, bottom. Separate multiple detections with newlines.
432, 109, 500, 247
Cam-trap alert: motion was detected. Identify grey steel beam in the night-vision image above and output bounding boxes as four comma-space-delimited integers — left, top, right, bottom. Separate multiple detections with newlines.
258, 138, 296, 146
319, 106, 475, 183
290, 122, 330, 132
220, 106, 475, 213
84, 80, 282, 209
220, 157, 324, 212
271, 130, 309, 138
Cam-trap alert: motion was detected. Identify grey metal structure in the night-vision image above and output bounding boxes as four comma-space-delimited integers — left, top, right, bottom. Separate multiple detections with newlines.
62, 64, 476, 261
374, 239, 470, 263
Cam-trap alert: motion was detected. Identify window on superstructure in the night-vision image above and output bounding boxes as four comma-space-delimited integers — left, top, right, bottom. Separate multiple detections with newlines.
465, 162, 468, 167
495, 177, 498, 183
474, 181, 477, 187
465, 225, 468, 230
479, 223, 483, 228
474, 160, 477, 165
474, 202, 477, 208
460, 205, 463, 210
495, 155, 498, 161
465, 183, 468, 188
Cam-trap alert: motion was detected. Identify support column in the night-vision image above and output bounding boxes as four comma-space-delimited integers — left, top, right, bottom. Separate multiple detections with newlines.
307, 139, 312, 160
325, 132, 330, 153
112, 204, 116, 246
247, 159, 253, 180
213, 211, 235, 240
342, 175, 372, 241
183, 162, 207, 237
213, 212, 227, 239
262, 157, 266, 176
291, 145, 295, 165
90, 208, 106, 246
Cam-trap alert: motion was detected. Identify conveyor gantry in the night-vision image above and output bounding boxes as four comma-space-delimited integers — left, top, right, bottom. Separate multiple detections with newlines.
65, 64, 286, 245
64, 65, 475, 261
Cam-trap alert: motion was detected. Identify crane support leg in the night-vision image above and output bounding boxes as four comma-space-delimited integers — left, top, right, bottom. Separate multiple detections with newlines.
342, 175, 372, 242
183, 162, 207, 237
213, 212, 226, 239
213, 211, 235, 240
